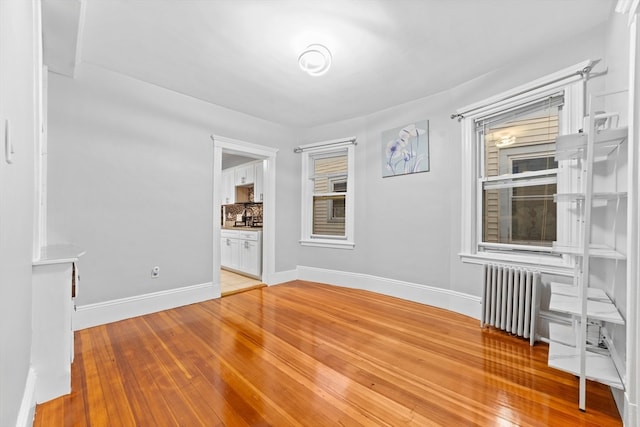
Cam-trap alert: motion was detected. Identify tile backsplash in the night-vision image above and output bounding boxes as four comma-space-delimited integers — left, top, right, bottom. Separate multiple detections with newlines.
222, 203, 263, 226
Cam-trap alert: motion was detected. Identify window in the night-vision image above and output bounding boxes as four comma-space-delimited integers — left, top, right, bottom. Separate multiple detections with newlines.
480, 97, 561, 250
328, 179, 346, 222
458, 61, 591, 269
299, 138, 355, 249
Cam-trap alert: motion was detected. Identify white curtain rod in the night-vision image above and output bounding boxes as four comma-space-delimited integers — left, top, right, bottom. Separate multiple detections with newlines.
450, 59, 598, 121
293, 136, 357, 153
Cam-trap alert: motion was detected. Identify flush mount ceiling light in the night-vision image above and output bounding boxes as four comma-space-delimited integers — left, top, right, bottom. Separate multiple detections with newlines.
298, 44, 332, 76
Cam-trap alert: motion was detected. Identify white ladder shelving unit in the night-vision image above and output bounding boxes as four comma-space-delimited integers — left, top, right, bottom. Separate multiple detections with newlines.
549, 90, 628, 411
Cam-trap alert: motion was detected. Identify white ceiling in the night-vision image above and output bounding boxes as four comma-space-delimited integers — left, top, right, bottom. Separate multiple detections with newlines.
43, 0, 615, 128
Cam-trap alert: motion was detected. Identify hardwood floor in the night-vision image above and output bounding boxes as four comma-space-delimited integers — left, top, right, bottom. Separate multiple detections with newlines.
34, 281, 621, 426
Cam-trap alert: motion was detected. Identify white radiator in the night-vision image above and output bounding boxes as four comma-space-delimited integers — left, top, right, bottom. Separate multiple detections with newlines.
480, 264, 540, 346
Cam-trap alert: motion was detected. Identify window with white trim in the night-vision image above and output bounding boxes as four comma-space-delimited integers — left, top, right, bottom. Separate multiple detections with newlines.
458, 61, 591, 268
480, 95, 561, 249
299, 139, 355, 249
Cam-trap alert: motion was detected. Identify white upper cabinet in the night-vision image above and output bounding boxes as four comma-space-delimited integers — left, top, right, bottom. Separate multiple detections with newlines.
254, 161, 264, 202
222, 169, 235, 205
222, 161, 263, 204
234, 164, 254, 186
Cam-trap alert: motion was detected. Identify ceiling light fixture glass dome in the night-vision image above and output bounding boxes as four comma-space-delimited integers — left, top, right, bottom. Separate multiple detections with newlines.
298, 44, 332, 76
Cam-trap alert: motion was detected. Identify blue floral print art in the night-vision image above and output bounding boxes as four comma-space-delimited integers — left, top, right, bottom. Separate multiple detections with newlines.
382, 120, 429, 177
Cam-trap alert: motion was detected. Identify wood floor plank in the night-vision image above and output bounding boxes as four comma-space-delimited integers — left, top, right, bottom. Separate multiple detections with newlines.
107, 319, 185, 426
34, 281, 622, 426
199, 299, 435, 426
88, 325, 137, 426
223, 290, 475, 425
229, 286, 548, 425
204, 317, 353, 425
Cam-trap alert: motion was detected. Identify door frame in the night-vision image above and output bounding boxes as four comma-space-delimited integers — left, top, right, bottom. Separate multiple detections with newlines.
212, 135, 278, 297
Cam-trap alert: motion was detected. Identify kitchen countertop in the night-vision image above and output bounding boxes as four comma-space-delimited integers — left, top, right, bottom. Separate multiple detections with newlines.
222, 226, 262, 231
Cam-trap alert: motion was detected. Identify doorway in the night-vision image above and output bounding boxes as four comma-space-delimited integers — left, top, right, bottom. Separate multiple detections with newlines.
212, 135, 278, 299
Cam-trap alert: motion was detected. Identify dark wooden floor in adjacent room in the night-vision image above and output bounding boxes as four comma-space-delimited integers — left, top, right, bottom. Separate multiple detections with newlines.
34, 281, 621, 426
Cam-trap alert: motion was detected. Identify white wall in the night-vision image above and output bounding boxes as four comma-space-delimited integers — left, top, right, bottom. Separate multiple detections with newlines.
45, 6, 617, 308
274, 144, 302, 273
47, 18, 611, 312
601, 6, 634, 418
47, 63, 297, 306
296, 25, 608, 305
0, 0, 39, 425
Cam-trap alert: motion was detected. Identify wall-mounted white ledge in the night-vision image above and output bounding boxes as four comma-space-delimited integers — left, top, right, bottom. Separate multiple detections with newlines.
299, 239, 355, 250
459, 252, 574, 275
33, 244, 85, 266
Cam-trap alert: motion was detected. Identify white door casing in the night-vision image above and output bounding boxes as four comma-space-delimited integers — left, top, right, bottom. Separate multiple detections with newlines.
211, 135, 278, 296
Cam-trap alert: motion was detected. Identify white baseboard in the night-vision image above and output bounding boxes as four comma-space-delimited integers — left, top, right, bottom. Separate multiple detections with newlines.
73, 269, 480, 330
16, 367, 37, 427
296, 266, 481, 320
624, 393, 638, 427
73, 282, 216, 330
264, 269, 298, 286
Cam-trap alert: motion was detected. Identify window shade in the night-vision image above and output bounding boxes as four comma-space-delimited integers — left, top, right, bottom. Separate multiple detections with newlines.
475, 94, 564, 131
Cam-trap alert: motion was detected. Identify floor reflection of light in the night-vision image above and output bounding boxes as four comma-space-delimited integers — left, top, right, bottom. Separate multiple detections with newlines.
316, 364, 351, 395
492, 390, 519, 426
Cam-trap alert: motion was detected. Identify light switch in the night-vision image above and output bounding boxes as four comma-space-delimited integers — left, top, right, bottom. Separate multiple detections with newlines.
4, 119, 13, 164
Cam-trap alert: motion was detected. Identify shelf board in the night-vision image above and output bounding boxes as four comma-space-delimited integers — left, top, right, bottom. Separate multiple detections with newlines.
554, 192, 627, 202
549, 293, 625, 325
550, 282, 610, 302
552, 242, 626, 260
547, 339, 623, 390
555, 127, 628, 161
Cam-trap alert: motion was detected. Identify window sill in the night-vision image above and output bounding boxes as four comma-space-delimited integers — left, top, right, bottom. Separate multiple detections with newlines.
459, 251, 574, 276
299, 239, 355, 250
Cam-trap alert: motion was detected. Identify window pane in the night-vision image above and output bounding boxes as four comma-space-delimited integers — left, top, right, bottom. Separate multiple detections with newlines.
313, 195, 346, 236
483, 184, 557, 246
332, 181, 347, 192
512, 156, 557, 173
484, 104, 560, 177
313, 153, 348, 193
329, 197, 345, 222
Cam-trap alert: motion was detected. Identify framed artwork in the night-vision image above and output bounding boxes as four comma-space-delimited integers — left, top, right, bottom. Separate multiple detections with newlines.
381, 120, 429, 177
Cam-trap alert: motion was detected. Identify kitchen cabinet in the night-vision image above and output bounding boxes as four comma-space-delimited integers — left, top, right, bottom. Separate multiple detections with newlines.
220, 235, 239, 270
222, 168, 235, 205
222, 161, 263, 203
239, 238, 260, 275
254, 161, 264, 202
220, 229, 262, 278
234, 164, 255, 186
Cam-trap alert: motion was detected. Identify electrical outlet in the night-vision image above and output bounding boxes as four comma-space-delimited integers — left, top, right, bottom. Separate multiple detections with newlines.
151, 266, 160, 278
